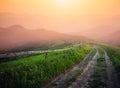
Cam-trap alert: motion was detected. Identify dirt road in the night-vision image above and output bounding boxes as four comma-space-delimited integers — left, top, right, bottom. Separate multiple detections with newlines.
43, 48, 98, 88
104, 50, 120, 88
0, 44, 83, 60
68, 49, 99, 88
0, 48, 73, 60
69, 49, 120, 88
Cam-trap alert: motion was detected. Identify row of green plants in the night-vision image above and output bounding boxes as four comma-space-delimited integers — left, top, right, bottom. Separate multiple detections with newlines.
88, 48, 107, 88
0, 44, 91, 88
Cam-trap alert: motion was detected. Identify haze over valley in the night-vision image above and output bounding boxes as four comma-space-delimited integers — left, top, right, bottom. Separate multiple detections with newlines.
0, 12, 120, 50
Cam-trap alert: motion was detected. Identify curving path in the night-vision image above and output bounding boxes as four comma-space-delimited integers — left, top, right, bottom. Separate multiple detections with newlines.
68, 48, 99, 88
0, 48, 73, 60
0, 44, 82, 60
43, 46, 99, 88
43, 50, 95, 88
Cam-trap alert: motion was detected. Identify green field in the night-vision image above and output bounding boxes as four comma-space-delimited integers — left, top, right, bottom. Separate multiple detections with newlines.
104, 45, 120, 78
0, 44, 91, 88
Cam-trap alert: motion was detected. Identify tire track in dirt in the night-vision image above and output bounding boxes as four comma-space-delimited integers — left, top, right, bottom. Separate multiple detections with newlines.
43, 49, 95, 88
68, 48, 99, 88
104, 50, 120, 88
87, 48, 107, 88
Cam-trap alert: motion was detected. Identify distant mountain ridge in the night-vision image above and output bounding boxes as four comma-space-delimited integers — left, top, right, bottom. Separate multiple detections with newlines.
74, 25, 120, 45
1, 12, 120, 47
0, 25, 84, 51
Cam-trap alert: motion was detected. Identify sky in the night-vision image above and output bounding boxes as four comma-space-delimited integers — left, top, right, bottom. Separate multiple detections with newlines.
0, 0, 120, 15
0, 0, 120, 33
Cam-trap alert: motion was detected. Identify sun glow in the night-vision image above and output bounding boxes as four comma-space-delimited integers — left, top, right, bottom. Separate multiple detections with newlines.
55, 0, 73, 6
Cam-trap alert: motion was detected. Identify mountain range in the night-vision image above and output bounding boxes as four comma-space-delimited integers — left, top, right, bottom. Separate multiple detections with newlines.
0, 25, 83, 51
73, 25, 120, 45
0, 12, 120, 50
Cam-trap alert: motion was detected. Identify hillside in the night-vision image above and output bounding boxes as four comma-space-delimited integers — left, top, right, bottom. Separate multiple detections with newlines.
104, 30, 120, 45
74, 25, 120, 45
0, 25, 84, 51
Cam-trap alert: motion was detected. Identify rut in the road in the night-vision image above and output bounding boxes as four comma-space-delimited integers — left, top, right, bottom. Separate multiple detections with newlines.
104, 50, 120, 88
43, 50, 95, 88
68, 49, 99, 88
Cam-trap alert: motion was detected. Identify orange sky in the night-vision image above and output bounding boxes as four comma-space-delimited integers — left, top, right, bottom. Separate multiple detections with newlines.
0, 0, 120, 32
0, 0, 120, 14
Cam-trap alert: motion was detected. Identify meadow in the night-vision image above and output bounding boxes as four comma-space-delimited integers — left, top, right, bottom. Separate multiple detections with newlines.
104, 45, 120, 79
0, 44, 91, 88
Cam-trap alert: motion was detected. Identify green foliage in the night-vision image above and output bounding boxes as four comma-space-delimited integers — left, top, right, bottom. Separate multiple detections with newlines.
0, 44, 91, 88
104, 46, 120, 77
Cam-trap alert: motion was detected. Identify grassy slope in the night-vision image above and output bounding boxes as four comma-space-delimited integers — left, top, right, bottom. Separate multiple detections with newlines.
103, 45, 120, 78
0, 44, 91, 88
